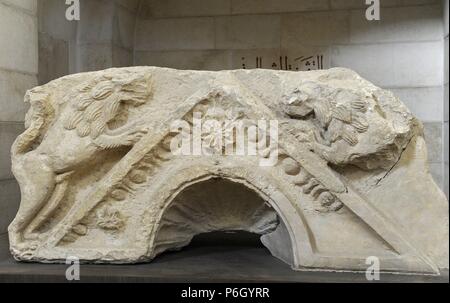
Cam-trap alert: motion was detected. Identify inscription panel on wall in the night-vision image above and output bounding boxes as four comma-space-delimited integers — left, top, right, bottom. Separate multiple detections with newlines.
231, 49, 330, 71
241, 55, 324, 70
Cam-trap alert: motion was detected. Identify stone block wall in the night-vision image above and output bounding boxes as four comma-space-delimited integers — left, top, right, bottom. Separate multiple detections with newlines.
0, 0, 37, 235
37, 0, 76, 84
38, 0, 139, 84
134, 0, 447, 194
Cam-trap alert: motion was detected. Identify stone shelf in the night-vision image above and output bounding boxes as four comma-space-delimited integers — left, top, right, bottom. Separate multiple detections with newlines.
0, 232, 447, 283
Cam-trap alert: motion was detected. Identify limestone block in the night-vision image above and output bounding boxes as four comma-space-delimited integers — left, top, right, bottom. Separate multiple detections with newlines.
136, 47, 330, 71
112, 46, 133, 68
135, 50, 231, 70
76, 0, 115, 44
350, 5, 443, 44
445, 0, 449, 36
330, 0, 439, 10
0, 2, 38, 74
429, 162, 444, 188
331, 41, 443, 87
68, 40, 77, 74
215, 15, 281, 50
402, 0, 440, 5
0, 179, 21, 233
115, 0, 140, 12
0, 70, 35, 121
330, 0, 400, 9
135, 18, 215, 51
423, 122, 443, 163
445, 83, 449, 122
38, 0, 76, 41
0, 0, 37, 14
76, 44, 113, 72
113, 6, 136, 50
141, 0, 231, 18
281, 11, 350, 48
8, 67, 449, 275
0, 234, 11, 260
38, 33, 69, 85
444, 163, 449, 198
231, 0, 329, 15
444, 121, 449, 164
0, 123, 25, 180
445, 36, 449, 85
389, 87, 443, 122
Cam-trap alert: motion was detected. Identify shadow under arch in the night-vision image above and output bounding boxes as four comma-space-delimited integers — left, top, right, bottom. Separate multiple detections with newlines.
142, 163, 316, 270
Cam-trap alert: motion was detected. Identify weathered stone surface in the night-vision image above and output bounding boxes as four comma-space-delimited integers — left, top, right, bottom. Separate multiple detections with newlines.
8, 67, 448, 274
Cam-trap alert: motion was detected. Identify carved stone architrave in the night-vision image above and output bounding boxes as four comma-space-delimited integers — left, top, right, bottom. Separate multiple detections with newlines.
8, 67, 449, 275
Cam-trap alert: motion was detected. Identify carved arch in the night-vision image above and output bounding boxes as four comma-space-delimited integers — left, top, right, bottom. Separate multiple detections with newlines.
139, 165, 314, 268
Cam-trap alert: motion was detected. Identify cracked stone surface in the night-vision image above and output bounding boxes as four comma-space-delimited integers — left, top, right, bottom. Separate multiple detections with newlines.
8, 66, 449, 274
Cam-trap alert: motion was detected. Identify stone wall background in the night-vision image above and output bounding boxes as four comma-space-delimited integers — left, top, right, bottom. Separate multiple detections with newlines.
38, 0, 139, 84
0, 0, 448, 241
0, 0, 37, 238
